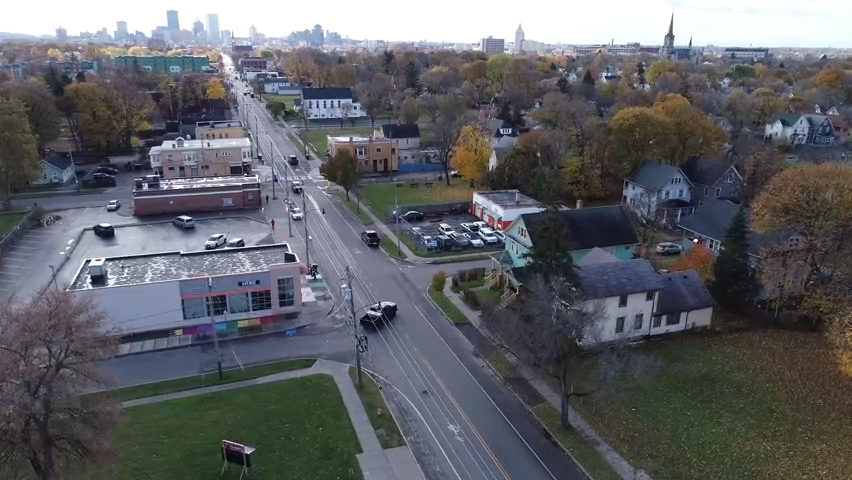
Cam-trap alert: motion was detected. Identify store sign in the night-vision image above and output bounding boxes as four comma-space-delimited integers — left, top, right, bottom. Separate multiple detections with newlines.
238, 280, 261, 287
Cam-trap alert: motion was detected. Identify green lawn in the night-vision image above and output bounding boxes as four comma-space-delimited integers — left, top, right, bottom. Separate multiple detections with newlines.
362, 181, 473, 213
101, 375, 363, 480
349, 368, 405, 449
110, 358, 316, 401
427, 286, 469, 324
380, 235, 407, 260
302, 127, 374, 154
571, 331, 852, 480
337, 191, 373, 225
0, 212, 25, 239
268, 94, 300, 109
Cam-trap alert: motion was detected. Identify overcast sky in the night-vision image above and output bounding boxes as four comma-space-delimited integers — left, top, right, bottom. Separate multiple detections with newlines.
1, 0, 847, 48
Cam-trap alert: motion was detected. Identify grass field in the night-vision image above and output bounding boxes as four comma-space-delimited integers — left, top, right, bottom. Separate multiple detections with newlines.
572, 330, 852, 480
302, 127, 373, 154
105, 375, 363, 480
427, 286, 469, 324
0, 212, 25, 239
268, 94, 300, 109
337, 191, 373, 225
349, 368, 405, 449
362, 181, 473, 213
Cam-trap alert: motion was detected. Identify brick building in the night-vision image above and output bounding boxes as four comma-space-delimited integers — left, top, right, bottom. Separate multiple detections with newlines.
132, 175, 262, 216
148, 136, 252, 179
327, 135, 399, 173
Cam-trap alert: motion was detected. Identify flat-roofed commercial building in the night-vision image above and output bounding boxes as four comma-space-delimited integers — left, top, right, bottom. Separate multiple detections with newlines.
149, 136, 252, 179
327, 135, 399, 173
132, 175, 262, 216
68, 243, 306, 335
195, 120, 245, 141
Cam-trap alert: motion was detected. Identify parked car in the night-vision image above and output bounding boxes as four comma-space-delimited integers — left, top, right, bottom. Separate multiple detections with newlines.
173, 215, 195, 228
94, 166, 119, 176
473, 221, 489, 231
93, 223, 115, 238
460, 222, 480, 234
400, 211, 424, 222
290, 207, 304, 220
361, 230, 380, 247
288, 155, 299, 165
420, 235, 438, 251
478, 228, 500, 245
91, 172, 114, 180
359, 301, 398, 329
656, 242, 683, 256
438, 223, 455, 235
449, 232, 470, 247
465, 233, 484, 248
493, 230, 506, 243
105, 200, 120, 211
205, 234, 227, 249
226, 238, 246, 248
449, 170, 462, 178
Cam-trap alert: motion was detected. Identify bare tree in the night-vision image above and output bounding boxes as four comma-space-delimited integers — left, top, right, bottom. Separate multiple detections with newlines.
339, 101, 353, 128
0, 291, 120, 480
432, 95, 467, 185
625, 190, 661, 251
355, 73, 393, 129
420, 93, 442, 123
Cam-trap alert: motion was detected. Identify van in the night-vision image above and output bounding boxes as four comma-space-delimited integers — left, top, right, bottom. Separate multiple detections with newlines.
289, 155, 299, 165
173, 215, 195, 229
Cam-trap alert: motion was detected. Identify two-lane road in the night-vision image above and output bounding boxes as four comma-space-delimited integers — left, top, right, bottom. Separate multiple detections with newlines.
240, 88, 588, 480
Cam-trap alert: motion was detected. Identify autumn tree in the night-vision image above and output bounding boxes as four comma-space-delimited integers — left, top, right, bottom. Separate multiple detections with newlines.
65, 82, 119, 152
672, 244, 716, 283
109, 78, 153, 150
486, 55, 511, 93
750, 88, 785, 125
398, 96, 421, 124
319, 149, 359, 200
711, 207, 759, 310
0, 291, 120, 480
205, 78, 227, 100
0, 79, 61, 154
738, 143, 784, 204
721, 89, 755, 138
564, 157, 605, 200
812, 66, 846, 90
432, 95, 467, 185
646, 60, 676, 83
609, 107, 671, 174
419, 93, 442, 123
0, 98, 41, 205
330, 64, 357, 87
651, 94, 726, 165
355, 73, 393, 128
450, 124, 490, 183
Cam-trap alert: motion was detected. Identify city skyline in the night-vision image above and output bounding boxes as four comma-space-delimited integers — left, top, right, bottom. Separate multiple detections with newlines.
1, 0, 850, 48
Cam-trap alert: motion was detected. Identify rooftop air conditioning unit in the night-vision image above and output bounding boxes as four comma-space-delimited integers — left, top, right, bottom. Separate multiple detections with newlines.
88, 258, 108, 283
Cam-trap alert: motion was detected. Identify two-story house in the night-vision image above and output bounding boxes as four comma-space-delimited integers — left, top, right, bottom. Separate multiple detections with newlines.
373, 124, 421, 166
148, 137, 253, 179
679, 157, 742, 206
327, 135, 398, 173
764, 113, 836, 146
622, 161, 693, 224
195, 120, 245, 141
300, 87, 366, 120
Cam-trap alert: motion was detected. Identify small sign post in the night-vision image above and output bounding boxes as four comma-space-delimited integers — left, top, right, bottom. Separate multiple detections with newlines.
221, 439, 256, 479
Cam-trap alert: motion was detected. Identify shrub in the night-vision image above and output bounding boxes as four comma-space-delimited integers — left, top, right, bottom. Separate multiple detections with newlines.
431, 271, 447, 291
462, 289, 480, 309
451, 275, 460, 289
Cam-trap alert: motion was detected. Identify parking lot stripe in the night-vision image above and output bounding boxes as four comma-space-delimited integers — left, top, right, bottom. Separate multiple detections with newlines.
4, 254, 31, 260
2, 264, 26, 270
13, 245, 38, 250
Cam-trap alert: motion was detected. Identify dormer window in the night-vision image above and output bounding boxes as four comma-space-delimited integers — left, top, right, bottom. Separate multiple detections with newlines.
671, 177, 682, 185
725, 173, 734, 183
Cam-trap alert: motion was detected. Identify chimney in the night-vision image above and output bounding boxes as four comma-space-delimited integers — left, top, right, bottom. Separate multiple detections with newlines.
576, 199, 584, 209
515, 191, 520, 204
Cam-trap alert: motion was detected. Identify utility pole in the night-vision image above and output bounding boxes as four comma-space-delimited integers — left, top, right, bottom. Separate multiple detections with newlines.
346, 265, 363, 388
270, 139, 277, 200
208, 278, 224, 379
285, 156, 292, 237
303, 191, 309, 268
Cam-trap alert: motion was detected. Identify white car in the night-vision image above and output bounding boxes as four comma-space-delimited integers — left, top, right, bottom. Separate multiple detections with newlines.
290, 207, 304, 220
205, 234, 227, 250
438, 223, 455, 235
473, 221, 489, 231
478, 228, 499, 245
465, 233, 484, 248
106, 200, 120, 211
460, 222, 480, 234
493, 230, 506, 243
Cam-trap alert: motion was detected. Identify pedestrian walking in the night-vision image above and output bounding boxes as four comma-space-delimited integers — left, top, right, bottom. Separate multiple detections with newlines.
266, 194, 269, 204
271, 218, 276, 230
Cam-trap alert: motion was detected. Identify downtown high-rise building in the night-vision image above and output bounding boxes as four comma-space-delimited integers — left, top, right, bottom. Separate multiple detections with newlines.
115, 21, 128, 42
206, 14, 220, 42
166, 10, 180, 32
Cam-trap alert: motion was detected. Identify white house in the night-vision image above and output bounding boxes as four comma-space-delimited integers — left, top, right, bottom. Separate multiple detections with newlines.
34, 152, 76, 186
300, 87, 366, 120
471, 190, 543, 231
622, 161, 693, 223
577, 251, 714, 343
263, 78, 296, 94
764, 113, 836, 146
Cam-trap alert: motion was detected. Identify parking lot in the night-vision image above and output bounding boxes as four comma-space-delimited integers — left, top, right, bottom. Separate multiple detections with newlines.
398, 213, 504, 253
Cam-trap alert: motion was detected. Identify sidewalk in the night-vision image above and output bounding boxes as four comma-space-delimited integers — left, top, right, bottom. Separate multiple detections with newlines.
439, 280, 652, 480
122, 359, 425, 480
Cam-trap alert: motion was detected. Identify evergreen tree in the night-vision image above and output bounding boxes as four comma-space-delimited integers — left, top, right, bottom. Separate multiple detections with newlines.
496, 101, 512, 122
524, 207, 580, 285
43, 66, 64, 96
382, 50, 395, 75
556, 76, 572, 96
581, 69, 595, 86
510, 105, 526, 128
712, 208, 759, 310
580, 69, 596, 99
403, 61, 421, 95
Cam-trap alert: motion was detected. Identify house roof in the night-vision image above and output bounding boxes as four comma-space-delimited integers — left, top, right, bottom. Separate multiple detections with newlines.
301, 87, 353, 100
679, 157, 731, 187
577, 247, 618, 266
521, 205, 639, 251
656, 270, 716, 315
487, 119, 517, 137
626, 161, 684, 191
677, 199, 764, 256
768, 113, 800, 127
381, 124, 420, 139
476, 190, 541, 208
43, 152, 73, 171
579, 259, 665, 299
829, 115, 852, 130
801, 114, 830, 128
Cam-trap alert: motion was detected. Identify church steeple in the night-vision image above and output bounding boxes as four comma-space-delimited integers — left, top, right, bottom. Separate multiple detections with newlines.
661, 12, 676, 59
668, 13, 674, 36
688, 36, 693, 48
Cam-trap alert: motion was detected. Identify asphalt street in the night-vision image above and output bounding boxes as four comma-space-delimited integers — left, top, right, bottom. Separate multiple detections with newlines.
236, 78, 588, 480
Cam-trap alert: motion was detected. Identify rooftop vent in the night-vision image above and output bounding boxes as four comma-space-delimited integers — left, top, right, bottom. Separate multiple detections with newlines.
88, 258, 108, 283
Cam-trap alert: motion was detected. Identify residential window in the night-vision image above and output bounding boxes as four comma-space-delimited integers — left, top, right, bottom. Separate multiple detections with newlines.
308, 101, 313, 108
663, 191, 670, 200
615, 316, 626, 333
715, 187, 722, 197
708, 239, 718, 251
376, 147, 382, 153
652, 315, 662, 328
229, 293, 250, 314
677, 189, 684, 198
618, 294, 628, 308
725, 173, 734, 183
251, 290, 272, 311
671, 177, 682, 184
623, 180, 629, 189
207, 295, 227, 316
665, 313, 680, 326
646, 291, 654, 302
788, 236, 801, 249
323, 101, 327, 108
703, 187, 709, 196
168, 166, 175, 171
182, 298, 207, 320
337, 100, 341, 107
633, 313, 644, 330
356, 147, 366, 157
278, 277, 295, 307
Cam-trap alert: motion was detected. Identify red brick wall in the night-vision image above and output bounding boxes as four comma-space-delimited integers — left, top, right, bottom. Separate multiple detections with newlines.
134, 189, 262, 216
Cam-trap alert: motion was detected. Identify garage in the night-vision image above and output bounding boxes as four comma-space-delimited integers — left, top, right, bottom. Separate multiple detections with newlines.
471, 190, 543, 231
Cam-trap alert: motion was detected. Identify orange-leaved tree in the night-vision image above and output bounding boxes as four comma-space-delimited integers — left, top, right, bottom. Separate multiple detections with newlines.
671, 244, 716, 283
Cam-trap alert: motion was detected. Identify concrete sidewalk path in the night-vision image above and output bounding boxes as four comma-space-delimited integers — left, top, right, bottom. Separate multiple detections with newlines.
121, 359, 425, 480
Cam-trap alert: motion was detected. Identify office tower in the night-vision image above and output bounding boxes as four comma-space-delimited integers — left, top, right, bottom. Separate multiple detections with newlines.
514, 24, 525, 53
206, 14, 220, 42
115, 21, 128, 42
192, 20, 204, 37
480, 36, 505, 55
166, 10, 180, 32
249, 25, 258, 43
55, 27, 67, 42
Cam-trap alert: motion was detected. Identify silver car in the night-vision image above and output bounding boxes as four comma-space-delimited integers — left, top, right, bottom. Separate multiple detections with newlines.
656, 242, 683, 256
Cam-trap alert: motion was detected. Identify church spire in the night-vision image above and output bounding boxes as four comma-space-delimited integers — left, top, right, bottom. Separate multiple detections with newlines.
668, 12, 674, 36
689, 36, 693, 48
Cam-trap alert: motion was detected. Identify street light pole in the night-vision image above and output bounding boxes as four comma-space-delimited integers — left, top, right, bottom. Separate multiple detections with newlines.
270, 140, 277, 200
346, 265, 363, 388
303, 192, 309, 269
207, 278, 224, 380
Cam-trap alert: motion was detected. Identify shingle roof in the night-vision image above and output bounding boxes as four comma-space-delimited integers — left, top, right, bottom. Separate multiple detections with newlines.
627, 161, 683, 191
381, 124, 420, 139
679, 157, 731, 187
656, 270, 716, 315
521, 205, 639, 251
579, 259, 665, 299
677, 199, 764, 256
44, 152, 73, 171
577, 247, 618, 266
301, 87, 353, 100
768, 113, 800, 127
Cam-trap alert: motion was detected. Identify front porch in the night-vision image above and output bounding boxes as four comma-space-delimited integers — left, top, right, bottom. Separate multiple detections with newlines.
486, 251, 523, 305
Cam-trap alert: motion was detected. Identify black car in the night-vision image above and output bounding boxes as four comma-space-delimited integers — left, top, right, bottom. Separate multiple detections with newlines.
361, 230, 380, 247
93, 223, 115, 238
94, 166, 119, 175
359, 302, 398, 329
289, 155, 299, 165
400, 211, 424, 222
92, 172, 114, 180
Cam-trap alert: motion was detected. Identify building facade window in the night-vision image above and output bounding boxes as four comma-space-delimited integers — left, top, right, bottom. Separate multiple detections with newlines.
278, 277, 295, 307
208, 295, 227, 315
182, 298, 207, 319
665, 313, 679, 325
646, 291, 654, 301
615, 316, 626, 333
229, 292, 250, 314
652, 315, 662, 328
633, 313, 644, 330
251, 290, 272, 311
356, 147, 366, 157
618, 294, 628, 307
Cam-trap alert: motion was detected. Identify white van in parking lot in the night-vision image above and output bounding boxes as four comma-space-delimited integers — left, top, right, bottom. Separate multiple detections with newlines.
173, 215, 195, 229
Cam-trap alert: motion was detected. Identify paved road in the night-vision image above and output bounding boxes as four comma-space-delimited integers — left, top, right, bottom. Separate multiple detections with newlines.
238, 85, 587, 480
